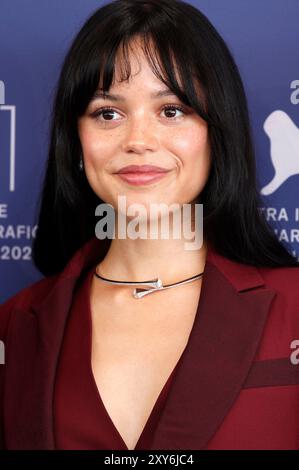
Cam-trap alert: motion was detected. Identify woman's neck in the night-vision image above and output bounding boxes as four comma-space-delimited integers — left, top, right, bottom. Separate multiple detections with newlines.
96, 236, 208, 285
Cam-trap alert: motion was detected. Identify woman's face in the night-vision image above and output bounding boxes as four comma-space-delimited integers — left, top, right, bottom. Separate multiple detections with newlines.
78, 39, 211, 220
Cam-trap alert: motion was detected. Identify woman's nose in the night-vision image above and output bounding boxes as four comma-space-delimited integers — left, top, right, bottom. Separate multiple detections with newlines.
121, 116, 159, 154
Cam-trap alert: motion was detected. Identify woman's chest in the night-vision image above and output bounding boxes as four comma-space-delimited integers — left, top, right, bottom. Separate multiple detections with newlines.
89, 282, 202, 449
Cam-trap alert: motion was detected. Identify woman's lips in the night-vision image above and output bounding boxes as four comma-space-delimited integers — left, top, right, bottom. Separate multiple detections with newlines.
115, 171, 170, 185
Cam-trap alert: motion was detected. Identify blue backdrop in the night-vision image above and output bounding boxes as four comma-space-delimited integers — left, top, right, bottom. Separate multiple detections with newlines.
0, 0, 298, 303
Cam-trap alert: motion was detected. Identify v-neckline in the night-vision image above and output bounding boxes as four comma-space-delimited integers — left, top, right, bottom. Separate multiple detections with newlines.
85, 267, 186, 450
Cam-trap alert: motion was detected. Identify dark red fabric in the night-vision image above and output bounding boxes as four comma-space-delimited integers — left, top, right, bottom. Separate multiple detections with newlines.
54, 267, 178, 450
2, 236, 299, 450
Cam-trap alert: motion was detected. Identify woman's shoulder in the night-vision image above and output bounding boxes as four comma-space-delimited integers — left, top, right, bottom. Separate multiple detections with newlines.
0, 236, 99, 340
209, 244, 299, 320
208, 243, 299, 300
0, 274, 58, 340
256, 264, 299, 323
258, 263, 299, 294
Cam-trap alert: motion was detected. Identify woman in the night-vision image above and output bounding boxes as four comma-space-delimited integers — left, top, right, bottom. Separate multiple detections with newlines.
1, 0, 299, 451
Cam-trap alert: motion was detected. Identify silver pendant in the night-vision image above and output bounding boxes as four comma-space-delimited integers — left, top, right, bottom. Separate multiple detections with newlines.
133, 278, 163, 299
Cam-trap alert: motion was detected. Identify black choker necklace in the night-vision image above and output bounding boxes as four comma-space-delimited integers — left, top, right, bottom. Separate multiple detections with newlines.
94, 270, 204, 299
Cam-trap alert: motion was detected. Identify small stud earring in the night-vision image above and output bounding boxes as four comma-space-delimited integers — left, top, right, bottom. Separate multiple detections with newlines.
79, 157, 84, 171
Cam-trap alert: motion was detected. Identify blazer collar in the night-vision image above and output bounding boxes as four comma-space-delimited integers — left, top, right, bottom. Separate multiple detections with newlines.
4, 237, 276, 449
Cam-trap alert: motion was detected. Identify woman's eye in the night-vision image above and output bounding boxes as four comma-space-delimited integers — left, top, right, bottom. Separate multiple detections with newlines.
92, 107, 120, 121
91, 104, 187, 122
162, 105, 186, 119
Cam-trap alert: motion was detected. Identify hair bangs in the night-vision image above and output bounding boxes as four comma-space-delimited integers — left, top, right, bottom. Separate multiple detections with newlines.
72, 26, 209, 125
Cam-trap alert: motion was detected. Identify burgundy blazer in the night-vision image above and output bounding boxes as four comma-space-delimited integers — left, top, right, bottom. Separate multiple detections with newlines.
1, 236, 299, 450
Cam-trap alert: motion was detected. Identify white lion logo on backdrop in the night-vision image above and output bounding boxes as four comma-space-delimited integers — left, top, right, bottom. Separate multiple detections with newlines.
261, 110, 299, 195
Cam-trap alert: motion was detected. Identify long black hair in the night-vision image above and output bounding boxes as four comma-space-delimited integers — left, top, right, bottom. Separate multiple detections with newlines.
32, 0, 299, 276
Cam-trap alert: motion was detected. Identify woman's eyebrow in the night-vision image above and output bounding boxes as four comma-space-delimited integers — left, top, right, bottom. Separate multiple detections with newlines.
90, 88, 177, 102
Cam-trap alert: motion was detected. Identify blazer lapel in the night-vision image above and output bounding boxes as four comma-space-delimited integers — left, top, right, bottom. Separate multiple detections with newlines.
3, 237, 103, 450
4, 276, 81, 449
150, 247, 277, 450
